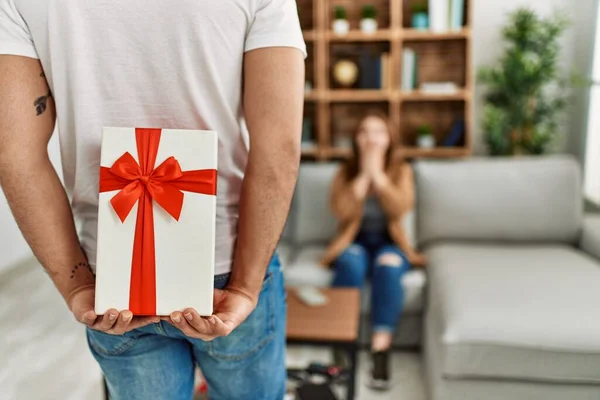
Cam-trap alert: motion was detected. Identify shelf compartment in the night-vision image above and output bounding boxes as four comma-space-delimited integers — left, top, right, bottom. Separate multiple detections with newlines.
329, 42, 391, 90
402, 39, 467, 88
400, 100, 466, 148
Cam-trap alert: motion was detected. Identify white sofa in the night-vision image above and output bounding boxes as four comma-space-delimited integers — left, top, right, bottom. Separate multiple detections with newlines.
281, 156, 600, 400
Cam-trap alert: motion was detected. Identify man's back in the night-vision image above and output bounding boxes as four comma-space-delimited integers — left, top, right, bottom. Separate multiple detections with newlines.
1, 0, 305, 274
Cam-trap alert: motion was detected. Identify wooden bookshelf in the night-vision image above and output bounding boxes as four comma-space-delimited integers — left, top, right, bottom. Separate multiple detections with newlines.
299, 0, 473, 161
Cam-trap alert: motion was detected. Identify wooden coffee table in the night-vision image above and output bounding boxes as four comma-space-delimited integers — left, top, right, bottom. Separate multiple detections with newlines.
287, 288, 361, 400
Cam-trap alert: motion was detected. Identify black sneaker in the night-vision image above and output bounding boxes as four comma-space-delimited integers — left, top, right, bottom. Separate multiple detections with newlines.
368, 350, 391, 391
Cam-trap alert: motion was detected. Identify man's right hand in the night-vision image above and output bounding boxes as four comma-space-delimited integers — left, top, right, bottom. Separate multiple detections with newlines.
68, 286, 160, 335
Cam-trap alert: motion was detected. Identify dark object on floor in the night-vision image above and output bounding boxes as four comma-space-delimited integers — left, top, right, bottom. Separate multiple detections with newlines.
296, 383, 338, 400
368, 350, 391, 391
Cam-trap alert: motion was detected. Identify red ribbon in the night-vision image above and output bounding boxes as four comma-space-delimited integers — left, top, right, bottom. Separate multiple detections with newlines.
99, 128, 217, 315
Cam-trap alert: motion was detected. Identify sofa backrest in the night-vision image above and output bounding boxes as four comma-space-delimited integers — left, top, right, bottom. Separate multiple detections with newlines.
289, 162, 339, 245
415, 156, 583, 246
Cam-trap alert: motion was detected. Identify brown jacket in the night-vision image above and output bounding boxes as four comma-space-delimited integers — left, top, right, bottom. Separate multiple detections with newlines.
320, 162, 426, 267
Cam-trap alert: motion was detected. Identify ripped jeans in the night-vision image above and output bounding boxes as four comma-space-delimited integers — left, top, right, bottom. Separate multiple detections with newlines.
332, 231, 411, 332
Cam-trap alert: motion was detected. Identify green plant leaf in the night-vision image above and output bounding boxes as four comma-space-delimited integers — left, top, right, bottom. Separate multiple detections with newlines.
477, 7, 572, 156
334, 6, 347, 20
362, 4, 377, 19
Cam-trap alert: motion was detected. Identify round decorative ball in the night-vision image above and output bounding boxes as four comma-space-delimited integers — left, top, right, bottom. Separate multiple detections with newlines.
333, 59, 359, 87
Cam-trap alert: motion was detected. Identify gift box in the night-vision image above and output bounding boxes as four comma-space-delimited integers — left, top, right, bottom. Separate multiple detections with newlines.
95, 127, 217, 316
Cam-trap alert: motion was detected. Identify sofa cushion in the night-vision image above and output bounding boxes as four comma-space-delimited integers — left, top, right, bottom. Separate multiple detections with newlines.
415, 157, 582, 246
426, 242, 600, 384
292, 163, 339, 244
580, 214, 600, 261
284, 245, 426, 315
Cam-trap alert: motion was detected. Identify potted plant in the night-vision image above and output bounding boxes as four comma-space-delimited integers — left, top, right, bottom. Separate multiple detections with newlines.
332, 6, 349, 35
360, 5, 378, 34
417, 124, 435, 148
478, 9, 575, 156
411, 3, 429, 30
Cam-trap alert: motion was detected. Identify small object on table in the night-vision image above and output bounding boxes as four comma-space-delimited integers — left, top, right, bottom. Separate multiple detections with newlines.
296, 286, 329, 307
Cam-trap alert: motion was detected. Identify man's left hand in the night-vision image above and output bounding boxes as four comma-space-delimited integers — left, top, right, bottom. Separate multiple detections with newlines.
164, 288, 257, 341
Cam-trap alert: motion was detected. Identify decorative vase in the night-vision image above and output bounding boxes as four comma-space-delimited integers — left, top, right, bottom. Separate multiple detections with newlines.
332, 19, 350, 35
412, 12, 429, 30
417, 134, 436, 149
360, 18, 378, 34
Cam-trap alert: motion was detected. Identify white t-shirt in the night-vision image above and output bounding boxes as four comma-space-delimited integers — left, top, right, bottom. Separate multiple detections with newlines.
0, 0, 306, 275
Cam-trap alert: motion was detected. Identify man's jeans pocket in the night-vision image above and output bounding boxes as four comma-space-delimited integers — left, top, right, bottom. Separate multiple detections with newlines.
87, 328, 139, 356
207, 272, 277, 361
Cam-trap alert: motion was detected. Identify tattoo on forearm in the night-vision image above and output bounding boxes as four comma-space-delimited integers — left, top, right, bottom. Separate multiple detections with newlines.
71, 262, 95, 279
35, 70, 52, 116
34, 91, 52, 116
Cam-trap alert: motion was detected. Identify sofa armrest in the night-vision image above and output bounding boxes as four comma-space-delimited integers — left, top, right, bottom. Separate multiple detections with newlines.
580, 214, 600, 260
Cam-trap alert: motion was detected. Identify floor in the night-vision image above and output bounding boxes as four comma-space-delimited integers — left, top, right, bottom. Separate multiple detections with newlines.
287, 347, 427, 400
1, 258, 426, 400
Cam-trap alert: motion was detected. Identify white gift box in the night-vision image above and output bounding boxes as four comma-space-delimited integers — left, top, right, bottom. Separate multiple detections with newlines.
95, 127, 217, 316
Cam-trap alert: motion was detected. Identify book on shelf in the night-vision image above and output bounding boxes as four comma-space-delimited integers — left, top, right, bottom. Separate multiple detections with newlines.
420, 81, 459, 94
450, 0, 465, 30
401, 48, 417, 91
429, 0, 449, 32
443, 118, 465, 147
358, 52, 381, 90
429, 0, 464, 32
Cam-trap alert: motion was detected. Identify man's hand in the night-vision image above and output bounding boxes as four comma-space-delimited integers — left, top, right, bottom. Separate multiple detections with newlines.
69, 286, 159, 335
165, 288, 256, 341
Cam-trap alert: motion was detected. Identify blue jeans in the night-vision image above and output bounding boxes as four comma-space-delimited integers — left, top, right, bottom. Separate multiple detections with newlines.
87, 255, 286, 400
332, 232, 410, 332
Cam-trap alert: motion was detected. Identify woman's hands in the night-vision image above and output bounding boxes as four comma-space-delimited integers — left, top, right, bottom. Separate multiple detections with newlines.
358, 135, 385, 176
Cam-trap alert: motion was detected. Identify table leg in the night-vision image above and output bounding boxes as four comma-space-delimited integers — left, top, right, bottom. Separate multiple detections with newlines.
346, 343, 358, 400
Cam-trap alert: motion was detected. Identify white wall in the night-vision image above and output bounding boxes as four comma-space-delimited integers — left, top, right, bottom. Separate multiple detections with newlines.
0, 131, 62, 272
473, 0, 596, 155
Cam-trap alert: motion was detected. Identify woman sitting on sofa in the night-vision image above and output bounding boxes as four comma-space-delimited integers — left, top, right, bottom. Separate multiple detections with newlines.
321, 110, 427, 390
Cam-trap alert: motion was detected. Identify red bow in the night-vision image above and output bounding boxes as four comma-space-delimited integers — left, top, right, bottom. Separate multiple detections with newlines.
99, 128, 217, 315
